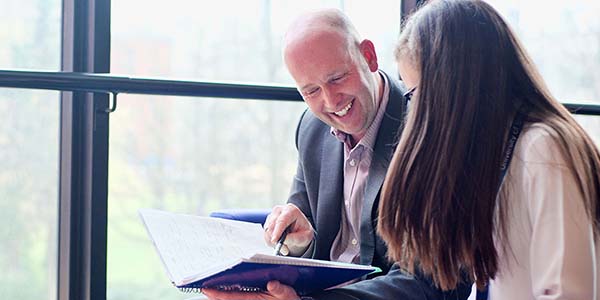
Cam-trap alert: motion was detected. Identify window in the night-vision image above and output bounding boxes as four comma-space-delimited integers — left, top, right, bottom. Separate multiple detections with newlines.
111, 0, 400, 82
0, 91, 60, 300
0, 0, 61, 70
0, 0, 61, 299
486, 0, 600, 143
107, 95, 304, 299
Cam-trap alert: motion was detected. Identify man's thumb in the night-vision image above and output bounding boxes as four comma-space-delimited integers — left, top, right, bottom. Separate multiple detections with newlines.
267, 281, 300, 299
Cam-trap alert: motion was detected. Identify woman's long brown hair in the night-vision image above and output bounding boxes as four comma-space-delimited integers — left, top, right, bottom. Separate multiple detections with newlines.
378, 0, 600, 291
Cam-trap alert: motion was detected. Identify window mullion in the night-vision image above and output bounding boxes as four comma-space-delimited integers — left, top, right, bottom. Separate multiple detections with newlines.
58, 1, 111, 300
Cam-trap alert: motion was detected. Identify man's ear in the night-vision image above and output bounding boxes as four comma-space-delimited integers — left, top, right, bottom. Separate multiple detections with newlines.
359, 39, 379, 72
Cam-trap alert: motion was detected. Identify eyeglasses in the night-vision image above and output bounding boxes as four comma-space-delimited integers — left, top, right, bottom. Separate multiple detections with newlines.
403, 86, 417, 104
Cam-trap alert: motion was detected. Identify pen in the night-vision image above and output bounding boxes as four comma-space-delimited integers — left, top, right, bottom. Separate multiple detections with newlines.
273, 226, 291, 256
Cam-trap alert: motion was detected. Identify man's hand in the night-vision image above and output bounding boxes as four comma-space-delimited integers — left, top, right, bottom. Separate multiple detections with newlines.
202, 281, 300, 300
264, 204, 314, 256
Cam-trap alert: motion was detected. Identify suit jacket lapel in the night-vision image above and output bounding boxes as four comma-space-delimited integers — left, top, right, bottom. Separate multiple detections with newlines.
360, 72, 406, 265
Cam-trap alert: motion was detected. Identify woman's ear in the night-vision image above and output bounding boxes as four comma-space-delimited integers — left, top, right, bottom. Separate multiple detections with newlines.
359, 39, 379, 72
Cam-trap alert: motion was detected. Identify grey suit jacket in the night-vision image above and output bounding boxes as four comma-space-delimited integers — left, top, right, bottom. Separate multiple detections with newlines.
288, 72, 472, 300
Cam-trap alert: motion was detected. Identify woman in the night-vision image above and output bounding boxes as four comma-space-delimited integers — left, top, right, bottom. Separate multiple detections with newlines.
378, 0, 600, 299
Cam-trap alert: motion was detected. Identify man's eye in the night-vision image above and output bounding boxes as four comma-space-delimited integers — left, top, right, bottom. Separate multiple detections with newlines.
305, 88, 320, 96
331, 73, 346, 83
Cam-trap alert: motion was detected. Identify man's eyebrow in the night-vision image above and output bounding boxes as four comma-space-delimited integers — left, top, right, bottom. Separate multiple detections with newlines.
326, 70, 348, 80
298, 70, 347, 91
298, 83, 317, 92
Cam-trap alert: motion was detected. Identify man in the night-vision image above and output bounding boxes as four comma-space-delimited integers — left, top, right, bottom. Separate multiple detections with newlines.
203, 9, 471, 300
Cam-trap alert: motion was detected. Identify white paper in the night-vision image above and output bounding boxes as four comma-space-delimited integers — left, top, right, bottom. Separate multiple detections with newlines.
138, 208, 273, 285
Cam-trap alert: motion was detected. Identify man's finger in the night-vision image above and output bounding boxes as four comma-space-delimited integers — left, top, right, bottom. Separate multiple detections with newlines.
264, 207, 281, 231
264, 205, 287, 244
271, 218, 293, 243
267, 281, 299, 299
202, 289, 266, 300
279, 244, 290, 256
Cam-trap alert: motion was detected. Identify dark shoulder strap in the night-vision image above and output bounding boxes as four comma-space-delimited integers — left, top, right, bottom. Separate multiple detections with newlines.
477, 111, 526, 300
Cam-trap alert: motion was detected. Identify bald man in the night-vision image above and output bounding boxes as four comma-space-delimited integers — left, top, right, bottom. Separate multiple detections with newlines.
203, 9, 471, 300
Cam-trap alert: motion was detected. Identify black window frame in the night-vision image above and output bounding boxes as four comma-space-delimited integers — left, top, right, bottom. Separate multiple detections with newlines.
58, 0, 111, 300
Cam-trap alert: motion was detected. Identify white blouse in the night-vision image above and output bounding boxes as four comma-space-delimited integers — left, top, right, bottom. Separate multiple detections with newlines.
487, 123, 599, 299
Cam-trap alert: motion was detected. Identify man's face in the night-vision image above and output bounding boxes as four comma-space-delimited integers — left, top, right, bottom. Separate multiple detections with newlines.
284, 31, 379, 142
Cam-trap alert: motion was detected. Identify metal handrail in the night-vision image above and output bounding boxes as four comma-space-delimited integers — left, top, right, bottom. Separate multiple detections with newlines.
0, 69, 599, 115
0, 70, 301, 101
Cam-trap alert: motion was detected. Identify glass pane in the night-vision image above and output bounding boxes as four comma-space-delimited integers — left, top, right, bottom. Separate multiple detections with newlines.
485, 0, 600, 104
0, 0, 61, 70
111, 0, 400, 84
0, 0, 60, 298
0, 90, 59, 300
107, 95, 306, 300
574, 114, 600, 147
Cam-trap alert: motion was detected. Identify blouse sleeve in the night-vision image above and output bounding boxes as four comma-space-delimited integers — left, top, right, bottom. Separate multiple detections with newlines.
522, 128, 597, 299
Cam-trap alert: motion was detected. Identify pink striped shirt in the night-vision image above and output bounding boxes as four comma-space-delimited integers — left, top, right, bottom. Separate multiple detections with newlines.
329, 72, 390, 263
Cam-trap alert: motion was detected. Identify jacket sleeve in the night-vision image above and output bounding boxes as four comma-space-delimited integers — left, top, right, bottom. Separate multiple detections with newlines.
286, 108, 316, 258
308, 263, 472, 300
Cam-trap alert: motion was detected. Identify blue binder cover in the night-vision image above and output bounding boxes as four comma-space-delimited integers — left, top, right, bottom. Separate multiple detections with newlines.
139, 209, 379, 296
178, 259, 377, 296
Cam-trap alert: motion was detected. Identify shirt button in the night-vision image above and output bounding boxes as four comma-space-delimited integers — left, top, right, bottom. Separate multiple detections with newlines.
349, 159, 356, 167
351, 239, 358, 245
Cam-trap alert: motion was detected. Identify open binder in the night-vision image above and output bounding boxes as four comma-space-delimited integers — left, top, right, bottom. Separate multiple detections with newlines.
139, 208, 379, 295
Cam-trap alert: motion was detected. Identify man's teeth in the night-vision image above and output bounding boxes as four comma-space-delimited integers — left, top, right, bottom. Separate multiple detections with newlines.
334, 101, 353, 117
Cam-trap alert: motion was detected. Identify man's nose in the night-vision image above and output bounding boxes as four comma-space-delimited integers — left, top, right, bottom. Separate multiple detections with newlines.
322, 86, 339, 109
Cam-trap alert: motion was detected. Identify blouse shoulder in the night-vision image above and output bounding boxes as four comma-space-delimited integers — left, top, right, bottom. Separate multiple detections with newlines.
514, 123, 568, 168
